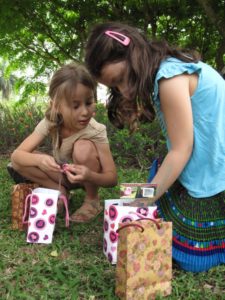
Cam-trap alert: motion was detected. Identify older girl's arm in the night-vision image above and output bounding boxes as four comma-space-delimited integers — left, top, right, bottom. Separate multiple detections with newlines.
151, 74, 194, 200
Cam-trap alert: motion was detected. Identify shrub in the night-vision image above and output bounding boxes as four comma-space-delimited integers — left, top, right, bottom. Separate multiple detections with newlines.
0, 100, 47, 153
95, 104, 166, 169
0, 101, 166, 169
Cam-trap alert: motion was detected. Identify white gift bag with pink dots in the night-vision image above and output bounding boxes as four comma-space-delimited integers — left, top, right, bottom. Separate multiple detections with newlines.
23, 188, 69, 244
103, 199, 158, 264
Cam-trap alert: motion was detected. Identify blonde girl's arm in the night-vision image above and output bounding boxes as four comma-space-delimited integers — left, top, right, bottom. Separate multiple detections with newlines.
11, 131, 61, 173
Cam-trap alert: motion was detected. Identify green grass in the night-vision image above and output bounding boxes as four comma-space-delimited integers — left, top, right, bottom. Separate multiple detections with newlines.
0, 156, 224, 300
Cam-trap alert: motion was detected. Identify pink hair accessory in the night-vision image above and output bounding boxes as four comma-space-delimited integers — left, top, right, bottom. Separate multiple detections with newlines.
105, 30, 130, 46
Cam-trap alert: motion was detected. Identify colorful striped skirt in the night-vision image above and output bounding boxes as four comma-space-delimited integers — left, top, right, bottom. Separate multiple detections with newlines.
156, 182, 225, 272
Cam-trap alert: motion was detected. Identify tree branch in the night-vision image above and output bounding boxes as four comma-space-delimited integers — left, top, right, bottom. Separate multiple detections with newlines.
195, 0, 225, 39
16, 4, 77, 61
16, 36, 62, 65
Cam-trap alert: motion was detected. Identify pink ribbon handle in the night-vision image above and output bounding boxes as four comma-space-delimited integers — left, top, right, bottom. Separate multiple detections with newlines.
59, 195, 70, 227
116, 223, 144, 234
129, 211, 161, 230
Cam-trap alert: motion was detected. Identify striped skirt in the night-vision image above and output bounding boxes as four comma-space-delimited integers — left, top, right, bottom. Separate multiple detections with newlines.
156, 182, 225, 272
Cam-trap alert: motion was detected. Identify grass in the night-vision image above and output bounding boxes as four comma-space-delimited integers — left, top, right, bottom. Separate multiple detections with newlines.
0, 156, 224, 300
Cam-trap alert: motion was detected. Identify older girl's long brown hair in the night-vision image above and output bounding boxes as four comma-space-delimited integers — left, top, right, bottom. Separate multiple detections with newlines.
85, 22, 200, 132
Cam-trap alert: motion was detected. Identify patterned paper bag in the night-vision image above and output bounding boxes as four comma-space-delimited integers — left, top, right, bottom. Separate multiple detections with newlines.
23, 187, 69, 244
11, 183, 39, 230
103, 199, 158, 264
115, 219, 172, 300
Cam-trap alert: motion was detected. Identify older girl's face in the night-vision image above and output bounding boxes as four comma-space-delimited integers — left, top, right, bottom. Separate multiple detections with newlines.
98, 61, 130, 99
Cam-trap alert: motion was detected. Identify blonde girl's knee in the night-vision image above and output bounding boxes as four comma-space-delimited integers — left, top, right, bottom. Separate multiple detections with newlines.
72, 139, 98, 164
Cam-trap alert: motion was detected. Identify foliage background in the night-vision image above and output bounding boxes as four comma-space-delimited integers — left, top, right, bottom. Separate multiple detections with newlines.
0, 101, 166, 170
0, 0, 224, 100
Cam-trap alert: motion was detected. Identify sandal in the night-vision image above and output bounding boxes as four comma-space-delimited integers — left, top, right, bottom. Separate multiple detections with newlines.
70, 200, 103, 223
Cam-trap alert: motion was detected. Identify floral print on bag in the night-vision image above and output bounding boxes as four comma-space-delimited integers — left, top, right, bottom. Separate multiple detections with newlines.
116, 219, 172, 300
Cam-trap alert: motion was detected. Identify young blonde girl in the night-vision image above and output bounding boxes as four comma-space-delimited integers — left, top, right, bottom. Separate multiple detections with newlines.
9, 63, 117, 222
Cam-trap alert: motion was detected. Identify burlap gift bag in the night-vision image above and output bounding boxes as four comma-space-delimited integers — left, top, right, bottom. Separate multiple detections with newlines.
115, 218, 172, 300
11, 183, 39, 230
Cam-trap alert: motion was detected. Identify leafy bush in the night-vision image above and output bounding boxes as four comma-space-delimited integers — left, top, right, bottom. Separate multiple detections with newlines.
95, 103, 166, 169
0, 101, 166, 168
0, 100, 47, 153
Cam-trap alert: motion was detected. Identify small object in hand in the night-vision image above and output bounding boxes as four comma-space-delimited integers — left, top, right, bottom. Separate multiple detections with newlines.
60, 163, 68, 173
61, 163, 76, 175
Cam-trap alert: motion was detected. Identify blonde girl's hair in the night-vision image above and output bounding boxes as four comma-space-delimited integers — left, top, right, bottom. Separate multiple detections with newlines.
85, 22, 200, 132
45, 62, 97, 150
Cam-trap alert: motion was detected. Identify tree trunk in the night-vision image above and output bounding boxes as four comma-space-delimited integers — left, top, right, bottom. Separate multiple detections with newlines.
196, 0, 225, 70
196, 0, 225, 39
216, 39, 225, 72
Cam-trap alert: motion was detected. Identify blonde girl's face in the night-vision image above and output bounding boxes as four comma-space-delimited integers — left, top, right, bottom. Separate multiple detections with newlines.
58, 83, 96, 132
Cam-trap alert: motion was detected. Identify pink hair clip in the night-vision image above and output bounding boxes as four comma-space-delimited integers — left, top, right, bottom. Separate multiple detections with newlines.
105, 30, 130, 46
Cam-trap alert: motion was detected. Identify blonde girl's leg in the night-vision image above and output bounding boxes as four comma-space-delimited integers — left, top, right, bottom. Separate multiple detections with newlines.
10, 162, 69, 214
10, 161, 67, 195
70, 139, 103, 222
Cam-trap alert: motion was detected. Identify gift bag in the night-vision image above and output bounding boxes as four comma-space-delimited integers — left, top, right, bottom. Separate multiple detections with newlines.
11, 183, 39, 230
23, 187, 69, 244
120, 183, 157, 199
103, 199, 158, 264
115, 219, 172, 300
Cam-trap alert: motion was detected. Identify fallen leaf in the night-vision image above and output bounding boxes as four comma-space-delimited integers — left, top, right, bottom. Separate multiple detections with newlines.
203, 284, 213, 290
50, 250, 58, 257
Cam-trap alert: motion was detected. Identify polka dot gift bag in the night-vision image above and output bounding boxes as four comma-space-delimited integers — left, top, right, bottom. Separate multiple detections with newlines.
115, 218, 172, 300
22, 188, 69, 244
103, 198, 158, 264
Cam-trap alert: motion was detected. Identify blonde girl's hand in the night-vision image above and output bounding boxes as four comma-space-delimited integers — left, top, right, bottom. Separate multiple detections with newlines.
63, 164, 91, 183
39, 154, 61, 173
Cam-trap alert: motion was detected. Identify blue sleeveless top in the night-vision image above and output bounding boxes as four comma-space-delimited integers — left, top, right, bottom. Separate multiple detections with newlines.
153, 57, 225, 197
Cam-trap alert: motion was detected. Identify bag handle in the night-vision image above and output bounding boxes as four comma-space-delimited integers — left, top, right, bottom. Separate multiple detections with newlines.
129, 211, 161, 230
22, 193, 32, 224
116, 211, 162, 233
59, 194, 70, 227
116, 223, 144, 234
